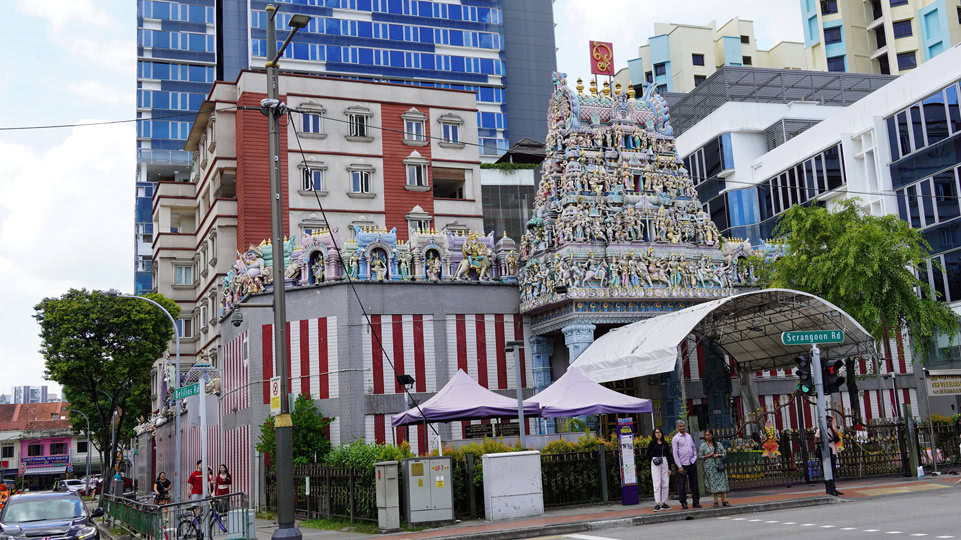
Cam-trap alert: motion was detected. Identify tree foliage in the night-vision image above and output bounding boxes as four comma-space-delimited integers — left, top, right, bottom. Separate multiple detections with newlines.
34, 289, 180, 480
256, 394, 333, 465
767, 199, 958, 362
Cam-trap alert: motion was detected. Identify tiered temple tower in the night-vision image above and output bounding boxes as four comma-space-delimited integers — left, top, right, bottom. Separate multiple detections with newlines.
520, 73, 758, 433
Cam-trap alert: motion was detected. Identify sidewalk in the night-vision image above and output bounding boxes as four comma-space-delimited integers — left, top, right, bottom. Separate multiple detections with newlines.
255, 475, 960, 540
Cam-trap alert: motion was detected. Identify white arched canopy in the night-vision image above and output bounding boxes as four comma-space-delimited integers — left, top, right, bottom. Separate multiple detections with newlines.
569, 289, 878, 383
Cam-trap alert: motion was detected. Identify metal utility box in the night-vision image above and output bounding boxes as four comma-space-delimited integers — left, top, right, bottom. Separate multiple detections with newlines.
401, 457, 454, 524
375, 461, 400, 531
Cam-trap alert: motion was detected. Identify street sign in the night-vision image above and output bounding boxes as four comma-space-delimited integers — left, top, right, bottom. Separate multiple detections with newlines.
781, 330, 844, 346
173, 383, 199, 401
270, 376, 281, 416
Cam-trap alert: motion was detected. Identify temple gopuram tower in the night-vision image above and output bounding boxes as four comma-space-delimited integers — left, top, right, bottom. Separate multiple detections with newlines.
519, 74, 758, 434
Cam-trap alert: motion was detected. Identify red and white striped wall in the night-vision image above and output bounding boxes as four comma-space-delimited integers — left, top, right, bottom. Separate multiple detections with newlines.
366, 414, 431, 455
261, 316, 340, 403
222, 330, 250, 417
204, 424, 252, 500
445, 314, 532, 390
363, 315, 437, 394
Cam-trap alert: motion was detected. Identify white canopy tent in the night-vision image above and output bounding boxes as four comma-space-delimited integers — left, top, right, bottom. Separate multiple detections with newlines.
569, 289, 878, 382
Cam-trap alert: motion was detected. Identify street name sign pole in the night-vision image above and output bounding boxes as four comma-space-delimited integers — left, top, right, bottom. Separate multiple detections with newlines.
781, 330, 844, 495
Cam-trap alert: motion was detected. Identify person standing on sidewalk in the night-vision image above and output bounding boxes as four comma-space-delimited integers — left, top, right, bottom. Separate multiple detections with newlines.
646, 428, 674, 511
699, 429, 730, 507
671, 420, 701, 509
187, 460, 204, 501
815, 416, 843, 496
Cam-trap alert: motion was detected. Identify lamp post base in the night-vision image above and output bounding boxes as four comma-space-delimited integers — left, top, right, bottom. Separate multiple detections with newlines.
271, 525, 303, 540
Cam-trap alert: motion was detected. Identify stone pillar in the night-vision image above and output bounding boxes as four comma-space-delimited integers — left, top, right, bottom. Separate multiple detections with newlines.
563, 323, 596, 432
530, 336, 555, 435
562, 323, 596, 363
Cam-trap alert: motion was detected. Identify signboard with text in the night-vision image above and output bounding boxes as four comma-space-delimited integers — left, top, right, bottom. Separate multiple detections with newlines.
464, 424, 493, 439
494, 422, 519, 438
20, 455, 70, 466
617, 418, 638, 505
173, 383, 199, 401
925, 369, 961, 396
781, 330, 844, 345
590, 41, 614, 76
270, 376, 281, 416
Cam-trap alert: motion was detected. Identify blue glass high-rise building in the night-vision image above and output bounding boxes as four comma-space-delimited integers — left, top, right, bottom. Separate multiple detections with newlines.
136, 1, 219, 294
136, 0, 556, 293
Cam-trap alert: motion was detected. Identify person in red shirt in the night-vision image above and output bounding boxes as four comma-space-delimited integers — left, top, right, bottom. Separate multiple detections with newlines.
187, 460, 204, 501
214, 465, 231, 496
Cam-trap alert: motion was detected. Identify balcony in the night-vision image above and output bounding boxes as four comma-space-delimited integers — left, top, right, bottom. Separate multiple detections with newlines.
155, 181, 196, 201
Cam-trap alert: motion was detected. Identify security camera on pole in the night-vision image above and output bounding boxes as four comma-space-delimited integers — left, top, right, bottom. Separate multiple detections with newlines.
782, 329, 845, 496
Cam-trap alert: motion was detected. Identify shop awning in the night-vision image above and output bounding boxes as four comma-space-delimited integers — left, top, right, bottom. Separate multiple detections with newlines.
24, 465, 67, 475
570, 289, 877, 383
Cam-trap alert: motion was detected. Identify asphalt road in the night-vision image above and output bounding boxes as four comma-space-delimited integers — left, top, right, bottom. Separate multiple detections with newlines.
522, 487, 961, 540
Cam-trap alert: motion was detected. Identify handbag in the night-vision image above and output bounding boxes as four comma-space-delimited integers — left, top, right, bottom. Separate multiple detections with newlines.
712, 444, 726, 472
652, 442, 664, 466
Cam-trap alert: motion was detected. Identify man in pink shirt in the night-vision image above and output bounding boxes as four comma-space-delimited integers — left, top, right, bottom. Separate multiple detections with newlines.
672, 420, 701, 509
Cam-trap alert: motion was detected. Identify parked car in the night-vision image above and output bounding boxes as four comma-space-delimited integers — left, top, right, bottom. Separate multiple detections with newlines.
53, 479, 87, 496
0, 492, 103, 540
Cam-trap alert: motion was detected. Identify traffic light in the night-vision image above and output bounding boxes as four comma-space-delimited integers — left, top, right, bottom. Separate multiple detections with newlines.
822, 358, 845, 394
794, 354, 814, 395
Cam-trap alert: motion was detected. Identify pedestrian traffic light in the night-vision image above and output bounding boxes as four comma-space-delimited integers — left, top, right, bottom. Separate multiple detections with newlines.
794, 354, 814, 395
822, 358, 845, 394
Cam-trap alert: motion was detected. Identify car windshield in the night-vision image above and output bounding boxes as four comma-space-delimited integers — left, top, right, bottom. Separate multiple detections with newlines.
1, 499, 84, 523
64, 480, 82, 485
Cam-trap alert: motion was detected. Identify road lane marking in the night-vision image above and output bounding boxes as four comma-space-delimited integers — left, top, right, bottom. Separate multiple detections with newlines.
866, 530, 881, 532
910, 534, 928, 537
567, 535, 620, 540
748, 519, 761, 522
821, 525, 835, 528
841, 528, 857, 531
887, 533, 903, 535
782, 522, 797, 525
765, 521, 779, 523
801, 523, 816, 527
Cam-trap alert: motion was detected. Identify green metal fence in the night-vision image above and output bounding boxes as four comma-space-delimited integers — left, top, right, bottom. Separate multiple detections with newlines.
104, 493, 250, 540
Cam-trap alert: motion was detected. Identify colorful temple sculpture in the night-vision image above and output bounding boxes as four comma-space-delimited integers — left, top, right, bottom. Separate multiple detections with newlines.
220, 227, 519, 316
520, 73, 769, 433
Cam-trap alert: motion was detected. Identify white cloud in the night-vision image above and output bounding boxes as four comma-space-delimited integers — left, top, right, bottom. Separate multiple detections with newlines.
0, 123, 134, 389
554, 0, 803, 80
68, 80, 135, 107
69, 38, 137, 76
15, 0, 116, 32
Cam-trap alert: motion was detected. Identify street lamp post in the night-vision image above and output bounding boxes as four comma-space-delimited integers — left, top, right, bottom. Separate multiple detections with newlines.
64, 408, 91, 497
504, 341, 527, 449
103, 289, 182, 501
263, 7, 311, 540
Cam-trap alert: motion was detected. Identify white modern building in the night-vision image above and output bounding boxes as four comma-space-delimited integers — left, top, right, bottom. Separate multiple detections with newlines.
675, 43, 961, 417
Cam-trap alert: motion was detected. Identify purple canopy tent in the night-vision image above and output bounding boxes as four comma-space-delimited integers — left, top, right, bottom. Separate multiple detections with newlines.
524, 367, 652, 417
391, 370, 541, 427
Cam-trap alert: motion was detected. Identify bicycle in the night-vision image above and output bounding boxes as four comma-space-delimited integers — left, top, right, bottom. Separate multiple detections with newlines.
176, 503, 230, 540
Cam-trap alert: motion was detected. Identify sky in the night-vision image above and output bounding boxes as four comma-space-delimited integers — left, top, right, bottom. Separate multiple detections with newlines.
0, 0, 803, 393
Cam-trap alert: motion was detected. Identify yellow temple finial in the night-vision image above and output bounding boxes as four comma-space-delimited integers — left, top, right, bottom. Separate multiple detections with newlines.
615, 82, 622, 95
576, 77, 584, 95
589, 79, 597, 96
627, 81, 635, 99
602, 81, 610, 97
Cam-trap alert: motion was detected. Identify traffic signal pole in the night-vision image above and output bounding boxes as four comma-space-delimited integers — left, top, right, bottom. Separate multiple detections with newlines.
811, 344, 835, 495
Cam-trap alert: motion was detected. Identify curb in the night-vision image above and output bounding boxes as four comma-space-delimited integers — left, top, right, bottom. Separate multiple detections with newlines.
404, 496, 840, 540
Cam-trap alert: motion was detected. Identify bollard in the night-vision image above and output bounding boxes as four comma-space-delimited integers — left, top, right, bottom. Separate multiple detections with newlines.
465, 454, 476, 517
904, 404, 921, 477
598, 444, 609, 503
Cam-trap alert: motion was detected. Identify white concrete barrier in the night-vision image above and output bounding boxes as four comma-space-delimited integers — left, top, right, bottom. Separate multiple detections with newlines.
482, 451, 544, 521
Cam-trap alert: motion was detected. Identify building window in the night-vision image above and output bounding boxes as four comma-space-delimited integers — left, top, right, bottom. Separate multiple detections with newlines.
875, 27, 886, 49
28, 444, 43, 457
821, 0, 838, 14
442, 123, 460, 144
958, 6, 961, 24
406, 164, 427, 187
742, 56, 752, 66
1, 445, 13, 458
654, 63, 666, 76
404, 119, 425, 142
177, 317, 193, 338
691, 53, 705, 66
76, 440, 88, 453
174, 264, 193, 285
694, 75, 707, 87
656, 84, 667, 94
892, 19, 913, 38
302, 167, 324, 191
824, 27, 842, 44
645, 71, 653, 83
49, 442, 67, 455
897, 51, 917, 70
433, 167, 467, 199
348, 113, 369, 137
890, 0, 908, 6
827, 55, 846, 72
200, 303, 209, 329
872, 0, 883, 19
351, 170, 371, 193
740, 35, 750, 44
302, 112, 325, 134
879, 54, 891, 74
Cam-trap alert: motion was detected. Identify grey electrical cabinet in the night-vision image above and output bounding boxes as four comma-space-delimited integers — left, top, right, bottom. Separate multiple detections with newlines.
374, 461, 400, 531
401, 456, 454, 524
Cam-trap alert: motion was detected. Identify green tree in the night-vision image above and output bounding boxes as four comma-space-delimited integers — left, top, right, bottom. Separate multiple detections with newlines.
34, 289, 179, 493
256, 394, 333, 465
767, 200, 958, 418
